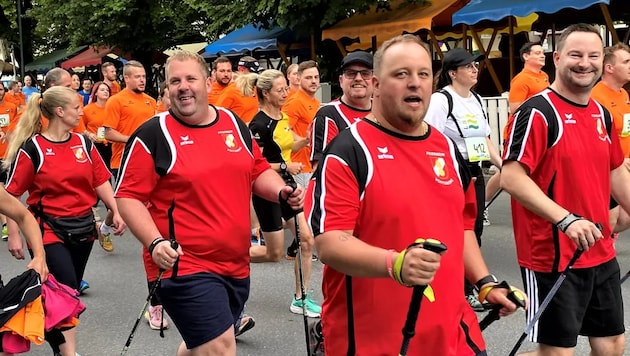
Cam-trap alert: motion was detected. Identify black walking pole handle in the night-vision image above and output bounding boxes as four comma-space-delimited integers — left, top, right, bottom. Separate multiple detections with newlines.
478, 283, 527, 331
399, 239, 447, 356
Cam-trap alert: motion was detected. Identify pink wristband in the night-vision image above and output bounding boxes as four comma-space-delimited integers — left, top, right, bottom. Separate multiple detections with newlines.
386, 249, 395, 280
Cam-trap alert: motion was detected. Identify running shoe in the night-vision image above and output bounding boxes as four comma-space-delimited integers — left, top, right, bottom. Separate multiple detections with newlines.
145, 305, 169, 330
483, 209, 491, 226
236, 314, 255, 337
98, 223, 114, 252
1, 224, 7, 241
290, 295, 321, 318
466, 294, 485, 312
79, 280, 89, 295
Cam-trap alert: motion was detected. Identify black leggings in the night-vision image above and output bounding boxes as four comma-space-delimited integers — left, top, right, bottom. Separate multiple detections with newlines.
42, 241, 94, 291
465, 163, 485, 295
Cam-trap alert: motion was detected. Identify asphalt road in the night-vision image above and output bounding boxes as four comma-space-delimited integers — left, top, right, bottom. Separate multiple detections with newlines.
2, 192, 630, 355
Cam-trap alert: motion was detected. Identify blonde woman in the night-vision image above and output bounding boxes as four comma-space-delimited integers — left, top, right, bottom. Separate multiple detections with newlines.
3, 87, 125, 356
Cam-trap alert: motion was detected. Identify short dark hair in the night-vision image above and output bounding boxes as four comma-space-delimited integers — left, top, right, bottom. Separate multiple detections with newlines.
297, 60, 318, 75
213, 57, 231, 70
519, 42, 542, 62
557, 23, 601, 53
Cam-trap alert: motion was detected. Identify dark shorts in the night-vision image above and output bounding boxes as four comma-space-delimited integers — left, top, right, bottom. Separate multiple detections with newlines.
252, 194, 283, 233
521, 258, 624, 347
610, 196, 619, 210
158, 272, 249, 349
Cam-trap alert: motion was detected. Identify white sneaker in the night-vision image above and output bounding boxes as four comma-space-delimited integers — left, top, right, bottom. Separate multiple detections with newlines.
483, 209, 491, 226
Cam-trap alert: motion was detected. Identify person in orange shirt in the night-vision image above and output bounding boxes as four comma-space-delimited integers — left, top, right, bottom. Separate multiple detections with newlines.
208, 57, 233, 105
484, 42, 548, 225
0, 82, 18, 242
283, 60, 320, 187
102, 62, 121, 96
5, 81, 26, 110
215, 56, 261, 123
156, 83, 171, 113
592, 43, 630, 232
102, 60, 156, 252
285, 63, 300, 100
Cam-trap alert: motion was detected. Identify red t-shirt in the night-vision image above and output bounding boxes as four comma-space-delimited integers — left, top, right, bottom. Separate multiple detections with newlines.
305, 120, 482, 355
309, 99, 370, 164
5, 134, 111, 244
115, 108, 270, 281
503, 89, 623, 272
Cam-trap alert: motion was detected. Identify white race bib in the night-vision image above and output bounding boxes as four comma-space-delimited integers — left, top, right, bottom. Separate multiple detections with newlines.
464, 137, 490, 162
621, 113, 630, 137
0, 114, 9, 128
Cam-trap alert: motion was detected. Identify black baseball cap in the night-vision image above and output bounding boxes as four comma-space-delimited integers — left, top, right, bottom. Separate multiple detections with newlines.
442, 48, 484, 71
340, 51, 373, 71
238, 56, 262, 73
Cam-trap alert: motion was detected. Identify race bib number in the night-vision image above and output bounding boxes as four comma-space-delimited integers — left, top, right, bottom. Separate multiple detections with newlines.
622, 113, 630, 137
0, 114, 9, 127
464, 137, 490, 162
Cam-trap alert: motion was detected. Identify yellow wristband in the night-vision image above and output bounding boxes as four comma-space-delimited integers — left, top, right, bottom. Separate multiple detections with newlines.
392, 249, 407, 286
478, 283, 498, 303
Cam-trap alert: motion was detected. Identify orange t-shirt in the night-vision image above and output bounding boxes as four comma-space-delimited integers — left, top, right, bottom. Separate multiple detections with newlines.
592, 81, 630, 157
5, 92, 25, 109
156, 101, 168, 113
504, 68, 550, 140
283, 89, 320, 173
82, 102, 107, 135
215, 83, 259, 124
103, 88, 157, 169
109, 81, 121, 96
0, 100, 18, 158
208, 82, 229, 106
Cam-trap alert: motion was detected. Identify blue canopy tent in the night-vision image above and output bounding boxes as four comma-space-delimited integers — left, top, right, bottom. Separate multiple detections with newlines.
451, 0, 615, 85
452, 0, 609, 26
201, 24, 306, 66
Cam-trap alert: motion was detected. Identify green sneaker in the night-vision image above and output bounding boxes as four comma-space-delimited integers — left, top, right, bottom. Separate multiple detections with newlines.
1, 224, 7, 241
290, 295, 321, 318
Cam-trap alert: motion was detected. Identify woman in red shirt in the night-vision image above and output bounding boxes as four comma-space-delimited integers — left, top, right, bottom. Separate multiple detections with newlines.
3, 86, 126, 356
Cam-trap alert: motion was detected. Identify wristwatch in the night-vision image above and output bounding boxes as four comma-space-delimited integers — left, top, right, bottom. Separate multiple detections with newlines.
280, 162, 287, 172
475, 274, 498, 291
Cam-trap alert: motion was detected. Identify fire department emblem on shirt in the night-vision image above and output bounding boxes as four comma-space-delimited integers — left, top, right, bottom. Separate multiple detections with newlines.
427, 154, 453, 185
72, 146, 88, 163
219, 131, 242, 152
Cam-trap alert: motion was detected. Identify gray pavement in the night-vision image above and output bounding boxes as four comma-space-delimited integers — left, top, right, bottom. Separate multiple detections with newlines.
2, 193, 630, 355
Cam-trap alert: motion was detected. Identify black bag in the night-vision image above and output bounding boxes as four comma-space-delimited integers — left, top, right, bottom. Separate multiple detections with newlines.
32, 204, 96, 245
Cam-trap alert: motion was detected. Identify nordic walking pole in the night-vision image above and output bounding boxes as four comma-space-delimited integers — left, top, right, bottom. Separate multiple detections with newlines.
121, 240, 179, 356
507, 247, 583, 356
280, 179, 310, 356
478, 284, 526, 331
399, 239, 447, 356
621, 270, 630, 284
485, 188, 503, 209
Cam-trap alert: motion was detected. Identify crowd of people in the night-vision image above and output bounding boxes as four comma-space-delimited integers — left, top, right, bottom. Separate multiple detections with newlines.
0, 22, 629, 356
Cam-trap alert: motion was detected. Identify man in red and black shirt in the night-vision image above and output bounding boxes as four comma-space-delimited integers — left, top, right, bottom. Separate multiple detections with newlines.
115, 51, 304, 354
502, 24, 630, 355
306, 34, 521, 356
309, 51, 373, 169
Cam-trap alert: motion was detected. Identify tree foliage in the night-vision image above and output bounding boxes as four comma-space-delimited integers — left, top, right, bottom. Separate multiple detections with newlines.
28, 0, 208, 54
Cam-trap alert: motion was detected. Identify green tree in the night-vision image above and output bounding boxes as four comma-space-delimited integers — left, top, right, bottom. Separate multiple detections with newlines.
0, 0, 40, 73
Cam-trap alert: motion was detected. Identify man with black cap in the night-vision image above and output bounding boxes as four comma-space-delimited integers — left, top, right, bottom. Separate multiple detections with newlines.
309, 51, 374, 170
425, 47, 502, 312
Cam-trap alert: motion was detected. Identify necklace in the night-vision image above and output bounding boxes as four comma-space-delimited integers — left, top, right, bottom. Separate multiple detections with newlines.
43, 131, 70, 142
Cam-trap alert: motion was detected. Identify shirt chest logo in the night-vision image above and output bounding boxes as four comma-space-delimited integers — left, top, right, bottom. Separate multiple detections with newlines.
71, 146, 88, 163
594, 115, 608, 141
219, 130, 242, 153
564, 113, 576, 124
179, 135, 194, 146
45, 148, 55, 156
376, 146, 394, 160
427, 151, 453, 186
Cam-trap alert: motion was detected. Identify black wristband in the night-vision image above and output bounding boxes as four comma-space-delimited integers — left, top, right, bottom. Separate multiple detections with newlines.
475, 274, 498, 292
555, 213, 583, 233
148, 237, 167, 257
